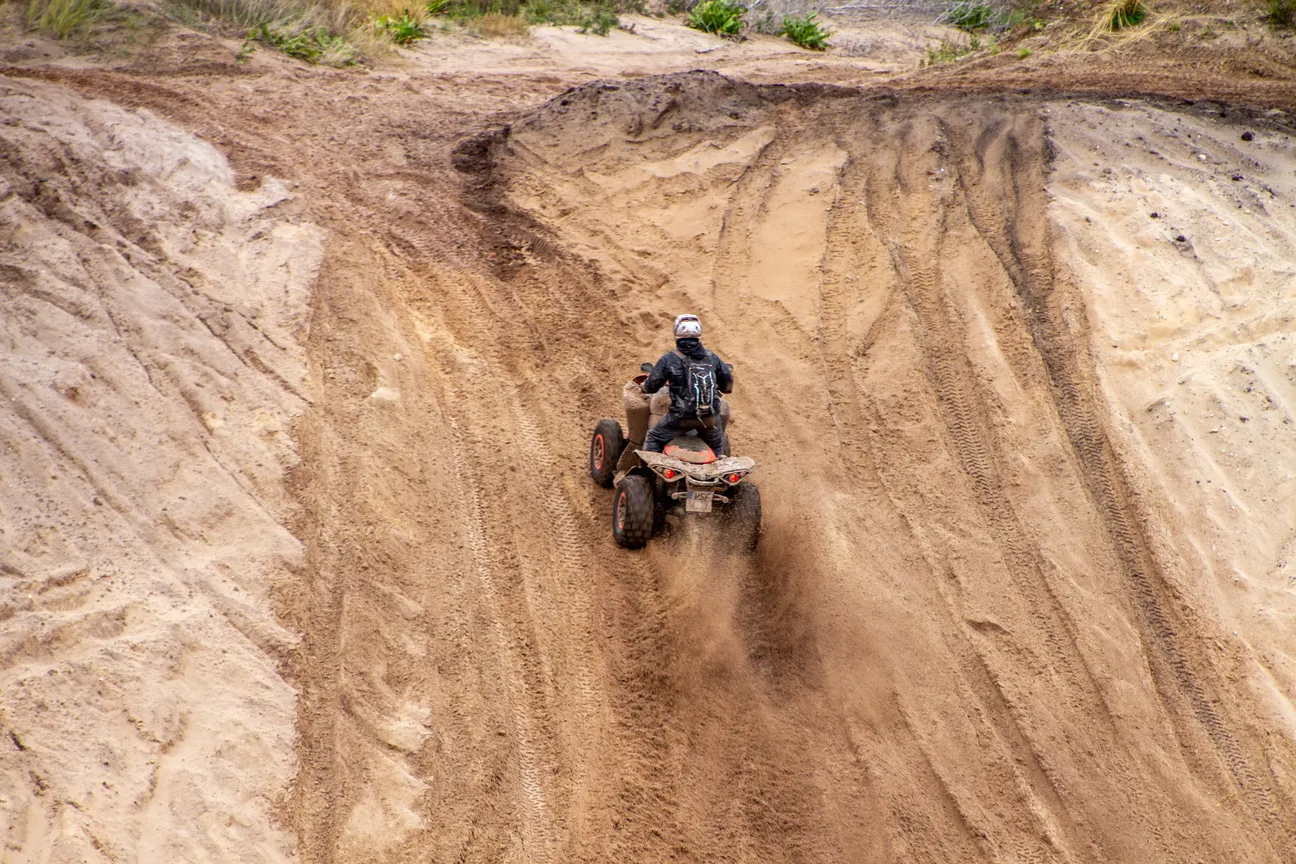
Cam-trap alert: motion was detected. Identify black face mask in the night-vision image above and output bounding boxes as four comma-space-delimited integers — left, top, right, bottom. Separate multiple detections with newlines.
675, 337, 705, 357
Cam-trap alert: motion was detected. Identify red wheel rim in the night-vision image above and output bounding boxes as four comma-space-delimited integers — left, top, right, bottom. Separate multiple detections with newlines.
593, 434, 605, 470
616, 492, 626, 531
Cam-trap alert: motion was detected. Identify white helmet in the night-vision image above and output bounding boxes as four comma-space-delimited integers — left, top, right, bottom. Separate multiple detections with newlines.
673, 314, 703, 339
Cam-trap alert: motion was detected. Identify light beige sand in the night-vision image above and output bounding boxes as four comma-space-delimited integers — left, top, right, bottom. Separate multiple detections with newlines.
1050, 99, 1296, 740
0, 79, 319, 862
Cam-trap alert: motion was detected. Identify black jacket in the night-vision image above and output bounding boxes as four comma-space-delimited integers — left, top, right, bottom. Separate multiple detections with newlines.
642, 338, 733, 417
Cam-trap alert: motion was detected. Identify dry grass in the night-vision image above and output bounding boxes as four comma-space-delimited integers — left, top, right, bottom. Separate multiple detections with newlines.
465, 10, 527, 34
170, 0, 418, 34
1105, 0, 1148, 30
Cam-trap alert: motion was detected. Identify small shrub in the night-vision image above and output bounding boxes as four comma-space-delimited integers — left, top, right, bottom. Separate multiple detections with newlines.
781, 11, 829, 49
1017, 45, 1030, 57
520, 0, 619, 33
426, 0, 448, 12
578, 5, 618, 33
375, 10, 425, 43
944, 1, 992, 29
687, 0, 743, 35
25, 0, 106, 37
1107, 0, 1146, 30
923, 37, 973, 64
249, 22, 356, 63
1268, 0, 1294, 28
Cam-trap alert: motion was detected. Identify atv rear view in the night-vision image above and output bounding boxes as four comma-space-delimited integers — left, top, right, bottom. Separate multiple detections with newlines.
588, 365, 761, 551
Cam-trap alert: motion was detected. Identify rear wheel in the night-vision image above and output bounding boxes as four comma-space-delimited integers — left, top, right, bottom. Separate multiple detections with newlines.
613, 475, 653, 549
723, 482, 761, 553
590, 418, 625, 488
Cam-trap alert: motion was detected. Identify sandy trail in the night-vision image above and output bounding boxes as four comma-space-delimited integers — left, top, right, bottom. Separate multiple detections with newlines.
1, 17, 1295, 864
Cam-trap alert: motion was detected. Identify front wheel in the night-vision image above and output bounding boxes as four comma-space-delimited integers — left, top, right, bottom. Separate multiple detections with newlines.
613, 475, 653, 549
590, 418, 625, 488
723, 482, 761, 553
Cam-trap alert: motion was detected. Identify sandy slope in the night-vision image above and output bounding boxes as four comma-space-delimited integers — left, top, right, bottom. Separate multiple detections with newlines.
1049, 100, 1296, 741
0, 78, 318, 861
482, 76, 1296, 861
2, 17, 1296, 864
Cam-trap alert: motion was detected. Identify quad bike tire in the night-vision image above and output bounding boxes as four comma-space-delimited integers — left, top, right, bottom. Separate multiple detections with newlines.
613, 475, 654, 549
590, 418, 625, 489
723, 482, 761, 553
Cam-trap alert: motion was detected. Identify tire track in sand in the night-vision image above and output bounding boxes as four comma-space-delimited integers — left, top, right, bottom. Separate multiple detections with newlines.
858, 106, 1117, 864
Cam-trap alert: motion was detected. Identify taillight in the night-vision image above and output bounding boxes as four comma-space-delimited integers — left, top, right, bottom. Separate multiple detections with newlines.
725, 473, 742, 484
663, 468, 677, 480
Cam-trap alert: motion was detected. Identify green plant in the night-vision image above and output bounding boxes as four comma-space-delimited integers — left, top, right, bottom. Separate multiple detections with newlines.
426, 0, 448, 11
375, 9, 425, 42
315, 28, 356, 61
25, 0, 107, 37
944, 0, 992, 29
686, 0, 743, 35
1106, 0, 1146, 29
251, 22, 319, 58
1017, 45, 1030, 57
1268, 0, 1294, 28
780, 11, 829, 49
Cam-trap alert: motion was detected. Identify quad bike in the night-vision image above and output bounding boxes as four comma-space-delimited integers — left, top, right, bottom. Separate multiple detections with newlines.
588, 363, 761, 551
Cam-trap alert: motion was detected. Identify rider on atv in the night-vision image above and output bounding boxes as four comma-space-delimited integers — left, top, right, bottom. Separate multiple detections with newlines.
641, 314, 733, 455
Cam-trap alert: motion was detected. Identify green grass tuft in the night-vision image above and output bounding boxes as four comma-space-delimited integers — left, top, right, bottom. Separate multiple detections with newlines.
780, 11, 828, 49
25, 0, 108, 38
686, 0, 743, 36
944, 1, 992, 29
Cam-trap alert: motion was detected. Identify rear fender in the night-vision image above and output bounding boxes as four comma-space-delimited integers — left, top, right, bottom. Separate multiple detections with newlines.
612, 464, 654, 488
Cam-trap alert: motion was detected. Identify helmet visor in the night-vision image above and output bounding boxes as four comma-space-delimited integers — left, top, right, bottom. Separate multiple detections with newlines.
673, 315, 702, 339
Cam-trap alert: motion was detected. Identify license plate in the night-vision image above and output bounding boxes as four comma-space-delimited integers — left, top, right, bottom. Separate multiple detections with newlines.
686, 491, 713, 513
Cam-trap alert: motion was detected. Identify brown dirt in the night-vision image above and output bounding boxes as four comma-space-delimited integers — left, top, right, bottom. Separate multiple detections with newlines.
2, 14, 1296, 864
